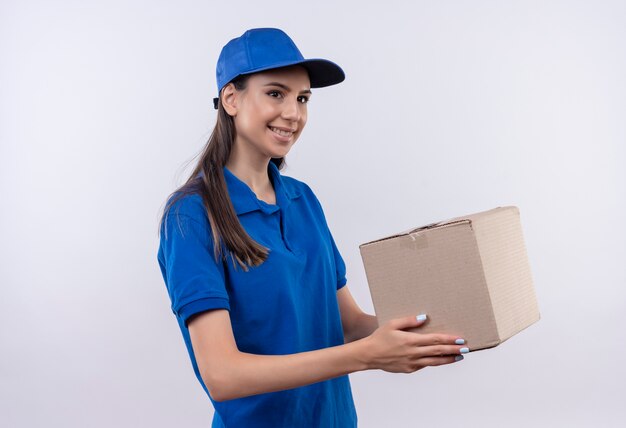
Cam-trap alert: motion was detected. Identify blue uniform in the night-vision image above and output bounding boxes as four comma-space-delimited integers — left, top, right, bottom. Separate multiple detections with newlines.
157, 161, 358, 427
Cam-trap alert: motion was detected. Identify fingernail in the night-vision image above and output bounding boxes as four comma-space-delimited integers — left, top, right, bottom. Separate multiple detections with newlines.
416, 314, 427, 322
454, 355, 464, 362
455, 338, 465, 345
460, 347, 470, 354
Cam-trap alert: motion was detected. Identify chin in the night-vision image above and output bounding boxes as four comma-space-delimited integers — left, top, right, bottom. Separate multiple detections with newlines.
268, 141, 296, 156
270, 148, 292, 158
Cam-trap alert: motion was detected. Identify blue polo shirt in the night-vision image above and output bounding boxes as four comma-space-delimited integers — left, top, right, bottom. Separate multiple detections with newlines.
157, 161, 358, 428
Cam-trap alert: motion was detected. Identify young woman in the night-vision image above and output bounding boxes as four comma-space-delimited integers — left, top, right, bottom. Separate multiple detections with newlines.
157, 27, 469, 428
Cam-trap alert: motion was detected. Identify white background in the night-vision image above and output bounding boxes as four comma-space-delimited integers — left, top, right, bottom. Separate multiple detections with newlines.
1, 0, 625, 427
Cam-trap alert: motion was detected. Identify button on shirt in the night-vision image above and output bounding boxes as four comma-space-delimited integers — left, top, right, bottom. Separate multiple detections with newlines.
157, 161, 358, 428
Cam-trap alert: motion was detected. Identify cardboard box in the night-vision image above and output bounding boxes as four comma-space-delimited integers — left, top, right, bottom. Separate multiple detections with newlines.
359, 206, 540, 351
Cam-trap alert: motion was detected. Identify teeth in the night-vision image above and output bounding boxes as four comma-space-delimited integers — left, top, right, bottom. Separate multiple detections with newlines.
270, 127, 293, 137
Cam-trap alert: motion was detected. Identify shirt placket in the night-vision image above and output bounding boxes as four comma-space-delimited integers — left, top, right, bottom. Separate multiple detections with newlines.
276, 208, 294, 253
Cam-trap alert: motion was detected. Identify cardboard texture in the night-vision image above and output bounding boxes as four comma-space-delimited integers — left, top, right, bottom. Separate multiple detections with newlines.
359, 206, 540, 351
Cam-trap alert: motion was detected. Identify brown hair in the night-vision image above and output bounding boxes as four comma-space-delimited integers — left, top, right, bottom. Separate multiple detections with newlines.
158, 74, 284, 272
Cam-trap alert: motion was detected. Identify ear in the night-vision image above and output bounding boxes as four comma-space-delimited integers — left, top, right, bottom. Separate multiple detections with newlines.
221, 83, 239, 117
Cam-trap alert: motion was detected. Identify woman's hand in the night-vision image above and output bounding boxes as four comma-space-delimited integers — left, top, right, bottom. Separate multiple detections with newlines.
361, 314, 468, 373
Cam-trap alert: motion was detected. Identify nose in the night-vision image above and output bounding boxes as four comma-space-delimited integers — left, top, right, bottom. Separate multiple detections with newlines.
281, 96, 301, 122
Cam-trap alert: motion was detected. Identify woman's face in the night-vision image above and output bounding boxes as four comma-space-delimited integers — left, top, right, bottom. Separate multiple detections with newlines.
226, 65, 311, 160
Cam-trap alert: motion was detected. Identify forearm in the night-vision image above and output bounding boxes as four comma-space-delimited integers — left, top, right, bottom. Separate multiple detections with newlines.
344, 312, 379, 343
213, 338, 370, 402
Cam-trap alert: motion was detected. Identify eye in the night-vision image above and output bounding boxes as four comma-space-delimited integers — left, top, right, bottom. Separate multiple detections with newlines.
267, 90, 282, 98
267, 90, 309, 104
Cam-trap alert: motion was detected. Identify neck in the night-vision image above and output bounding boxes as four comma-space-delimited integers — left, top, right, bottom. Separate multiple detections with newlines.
225, 145, 273, 196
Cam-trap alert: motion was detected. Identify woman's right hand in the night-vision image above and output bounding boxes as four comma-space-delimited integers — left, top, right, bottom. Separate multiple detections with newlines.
361, 314, 468, 373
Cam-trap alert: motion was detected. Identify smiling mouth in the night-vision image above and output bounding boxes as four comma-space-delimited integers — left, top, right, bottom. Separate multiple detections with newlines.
268, 126, 295, 137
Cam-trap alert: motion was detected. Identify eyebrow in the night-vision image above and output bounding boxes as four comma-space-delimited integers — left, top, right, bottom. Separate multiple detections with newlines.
263, 82, 312, 95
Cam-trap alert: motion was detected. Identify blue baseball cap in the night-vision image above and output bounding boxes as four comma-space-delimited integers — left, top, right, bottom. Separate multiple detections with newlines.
213, 27, 345, 109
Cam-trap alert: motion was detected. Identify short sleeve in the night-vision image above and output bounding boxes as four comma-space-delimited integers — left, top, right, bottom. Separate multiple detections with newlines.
329, 229, 348, 290
159, 205, 230, 328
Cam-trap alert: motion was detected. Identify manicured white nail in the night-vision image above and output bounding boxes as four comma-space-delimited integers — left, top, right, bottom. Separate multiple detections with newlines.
454, 355, 464, 362
460, 347, 470, 354
416, 314, 427, 322
455, 338, 465, 345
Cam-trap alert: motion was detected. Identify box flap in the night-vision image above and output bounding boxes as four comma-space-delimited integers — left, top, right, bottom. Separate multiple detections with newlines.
359, 206, 514, 248
360, 219, 470, 247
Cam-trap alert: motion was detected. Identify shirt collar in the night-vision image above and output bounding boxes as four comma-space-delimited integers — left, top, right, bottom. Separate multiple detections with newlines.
223, 161, 302, 215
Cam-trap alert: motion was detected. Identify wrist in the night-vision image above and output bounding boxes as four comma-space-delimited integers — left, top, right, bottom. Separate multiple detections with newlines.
346, 335, 372, 372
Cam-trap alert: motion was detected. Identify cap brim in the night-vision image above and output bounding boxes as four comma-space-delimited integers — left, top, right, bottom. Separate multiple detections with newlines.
297, 58, 346, 88
238, 58, 345, 88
